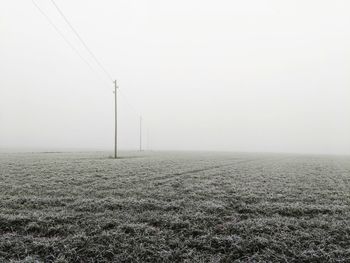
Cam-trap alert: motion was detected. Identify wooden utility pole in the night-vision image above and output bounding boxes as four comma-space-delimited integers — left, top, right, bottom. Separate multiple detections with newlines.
139, 116, 142, 152
114, 80, 118, 158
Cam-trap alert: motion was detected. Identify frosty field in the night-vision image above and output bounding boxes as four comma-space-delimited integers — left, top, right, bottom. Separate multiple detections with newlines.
1, 151, 350, 262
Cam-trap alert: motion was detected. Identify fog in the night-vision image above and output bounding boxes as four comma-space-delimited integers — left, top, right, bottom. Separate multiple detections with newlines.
1, 0, 349, 154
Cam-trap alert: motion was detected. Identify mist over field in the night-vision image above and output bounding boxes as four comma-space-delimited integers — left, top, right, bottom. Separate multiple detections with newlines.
1, 0, 349, 155
1, 0, 350, 262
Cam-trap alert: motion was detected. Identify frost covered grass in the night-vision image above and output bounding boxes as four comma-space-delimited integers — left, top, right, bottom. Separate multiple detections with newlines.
1, 151, 350, 262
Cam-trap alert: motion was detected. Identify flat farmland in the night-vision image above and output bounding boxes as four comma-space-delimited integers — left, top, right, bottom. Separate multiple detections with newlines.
1, 151, 350, 262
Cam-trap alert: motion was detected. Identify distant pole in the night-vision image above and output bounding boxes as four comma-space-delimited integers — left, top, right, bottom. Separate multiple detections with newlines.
114, 80, 118, 159
139, 116, 142, 152
147, 129, 149, 151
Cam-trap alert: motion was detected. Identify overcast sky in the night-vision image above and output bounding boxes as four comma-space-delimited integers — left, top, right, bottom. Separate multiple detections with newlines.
1, 0, 349, 154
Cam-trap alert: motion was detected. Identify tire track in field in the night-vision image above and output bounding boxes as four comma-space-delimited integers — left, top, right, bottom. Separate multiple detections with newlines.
141, 155, 293, 186
127, 157, 266, 185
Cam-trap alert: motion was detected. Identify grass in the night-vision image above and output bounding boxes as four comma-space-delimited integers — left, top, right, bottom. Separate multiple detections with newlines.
1, 151, 350, 262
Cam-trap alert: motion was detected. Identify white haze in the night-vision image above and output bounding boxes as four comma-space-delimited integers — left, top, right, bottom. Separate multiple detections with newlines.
0, 0, 349, 154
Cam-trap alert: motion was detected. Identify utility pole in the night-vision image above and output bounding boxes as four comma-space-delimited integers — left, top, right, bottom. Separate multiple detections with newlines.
139, 116, 142, 152
147, 129, 149, 151
114, 80, 118, 158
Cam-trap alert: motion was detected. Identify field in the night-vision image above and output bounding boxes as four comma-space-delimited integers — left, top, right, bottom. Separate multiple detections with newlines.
1, 151, 350, 262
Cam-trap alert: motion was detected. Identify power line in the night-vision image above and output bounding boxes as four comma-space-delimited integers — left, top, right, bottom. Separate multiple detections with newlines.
33, 0, 143, 117
33, 0, 142, 114
118, 89, 141, 116
33, 0, 147, 152
32, 0, 102, 78
50, 0, 114, 82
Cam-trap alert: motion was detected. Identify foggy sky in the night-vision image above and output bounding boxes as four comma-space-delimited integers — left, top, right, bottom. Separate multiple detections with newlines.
1, 0, 349, 154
